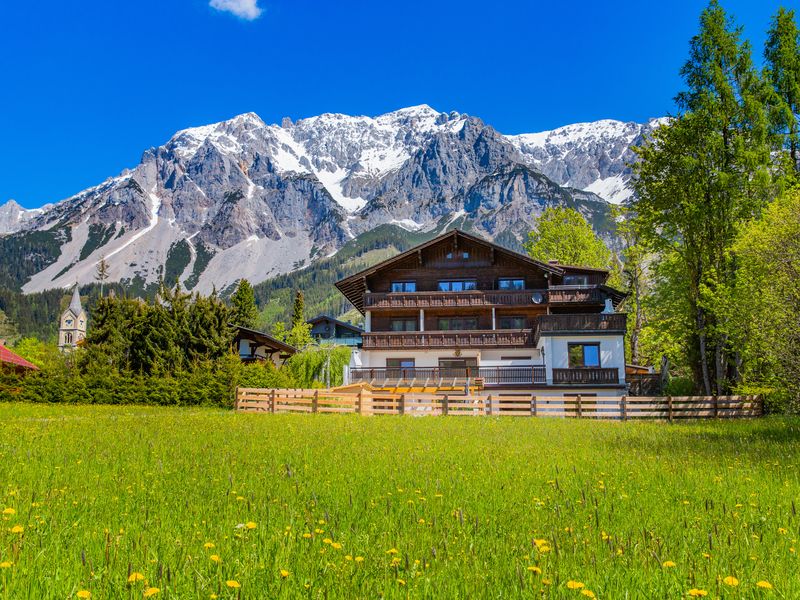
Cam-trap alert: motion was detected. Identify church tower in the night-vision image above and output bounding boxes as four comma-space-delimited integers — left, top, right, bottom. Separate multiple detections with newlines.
58, 286, 87, 351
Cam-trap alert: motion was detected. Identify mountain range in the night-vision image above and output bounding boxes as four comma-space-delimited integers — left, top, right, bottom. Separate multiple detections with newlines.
0, 105, 664, 295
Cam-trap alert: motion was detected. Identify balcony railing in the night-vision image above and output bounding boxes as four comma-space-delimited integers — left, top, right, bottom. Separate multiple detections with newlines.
361, 329, 537, 350
314, 337, 362, 346
538, 313, 627, 335
349, 366, 547, 386
364, 287, 608, 310
364, 290, 546, 309
552, 368, 620, 385
547, 286, 605, 304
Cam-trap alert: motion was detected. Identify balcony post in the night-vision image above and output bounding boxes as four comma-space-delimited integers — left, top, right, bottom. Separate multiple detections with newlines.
491, 307, 496, 330
419, 309, 425, 332
364, 310, 371, 333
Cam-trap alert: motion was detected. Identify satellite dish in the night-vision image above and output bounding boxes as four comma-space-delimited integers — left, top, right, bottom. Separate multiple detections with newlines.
531, 292, 544, 304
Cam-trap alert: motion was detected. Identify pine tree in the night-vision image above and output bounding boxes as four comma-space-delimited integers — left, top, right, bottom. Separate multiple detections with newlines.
633, 0, 782, 394
230, 279, 258, 328
95, 257, 110, 298
291, 290, 306, 330
765, 7, 800, 173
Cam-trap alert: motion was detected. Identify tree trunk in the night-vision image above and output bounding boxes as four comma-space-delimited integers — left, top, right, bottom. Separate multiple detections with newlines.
697, 307, 712, 395
715, 333, 728, 396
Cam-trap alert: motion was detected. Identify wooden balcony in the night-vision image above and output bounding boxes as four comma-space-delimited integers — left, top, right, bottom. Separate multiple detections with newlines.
552, 368, 620, 385
538, 313, 627, 336
361, 329, 537, 350
363, 290, 545, 309
349, 366, 547, 386
547, 286, 605, 304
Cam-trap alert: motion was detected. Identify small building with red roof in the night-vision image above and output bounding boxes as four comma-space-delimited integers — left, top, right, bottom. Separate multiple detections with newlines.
0, 344, 39, 374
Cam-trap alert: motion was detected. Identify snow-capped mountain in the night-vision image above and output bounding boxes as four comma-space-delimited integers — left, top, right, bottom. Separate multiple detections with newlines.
0, 200, 44, 235
0, 106, 662, 294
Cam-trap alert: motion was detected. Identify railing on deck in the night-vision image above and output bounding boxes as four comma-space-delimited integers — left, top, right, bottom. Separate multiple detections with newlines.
349, 366, 547, 386
362, 329, 537, 350
235, 389, 763, 420
552, 367, 620, 385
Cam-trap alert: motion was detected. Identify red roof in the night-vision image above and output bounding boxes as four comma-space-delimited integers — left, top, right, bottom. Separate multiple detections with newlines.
0, 344, 39, 371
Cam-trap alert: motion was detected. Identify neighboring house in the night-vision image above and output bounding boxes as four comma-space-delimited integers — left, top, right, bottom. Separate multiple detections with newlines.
0, 344, 39, 374
234, 325, 297, 365
307, 315, 363, 347
335, 229, 628, 396
58, 286, 87, 351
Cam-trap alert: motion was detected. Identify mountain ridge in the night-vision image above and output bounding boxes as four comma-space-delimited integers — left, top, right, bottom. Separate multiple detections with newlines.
0, 106, 663, 295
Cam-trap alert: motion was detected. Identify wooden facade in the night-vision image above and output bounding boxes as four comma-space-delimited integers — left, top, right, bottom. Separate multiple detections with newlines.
335, 229, 630, 394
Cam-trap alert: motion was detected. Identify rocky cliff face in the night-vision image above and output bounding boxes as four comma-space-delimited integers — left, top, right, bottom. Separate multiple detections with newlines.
2, 106, 661, 294
0, 200, 44, 235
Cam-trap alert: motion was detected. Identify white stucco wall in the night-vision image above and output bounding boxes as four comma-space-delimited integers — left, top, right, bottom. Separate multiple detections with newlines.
540, 334, 626, 385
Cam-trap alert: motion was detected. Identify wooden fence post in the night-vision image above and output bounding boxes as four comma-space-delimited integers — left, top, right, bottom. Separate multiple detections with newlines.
357, 388, 363, 414
531, 394, 537, 417
442, 395, 449, 416
713, 396, 719, 419
399, 393, 406, 416
234, 387, 240, 411
667, 395, 673, 423
270, 389, 276, 414
486, 395, 493, 416
312, 390, 319, 413
621, 395, 627, 421
576, 395, 582, 419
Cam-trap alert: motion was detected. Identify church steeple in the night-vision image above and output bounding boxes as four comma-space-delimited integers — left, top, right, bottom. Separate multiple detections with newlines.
58, 285, 87, 351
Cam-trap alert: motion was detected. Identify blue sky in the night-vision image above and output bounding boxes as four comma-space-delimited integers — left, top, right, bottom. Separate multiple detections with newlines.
1, 0, 794, 208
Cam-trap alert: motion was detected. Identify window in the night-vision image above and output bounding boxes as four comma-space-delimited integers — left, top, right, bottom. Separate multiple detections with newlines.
445, 251, 470, 260
387, 358, 415, 369
498, 278, 525, 290
568, 343, 601, 368
65, 332, 73, 344
500, 356, 533, 361
564, 274, 589, 286
438, 317, 478, 330
439, 358, 477, 373
390, 318, 418, 332
498, 316, 526, 329
390, 281, 416, 292
437, 279, 477, 292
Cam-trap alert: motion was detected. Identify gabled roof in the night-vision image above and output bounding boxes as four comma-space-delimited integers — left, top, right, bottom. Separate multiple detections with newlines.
307, 314, 364, 334
335, 229, 566, 314
0, 344, 39, 371
233, 325, 297, 355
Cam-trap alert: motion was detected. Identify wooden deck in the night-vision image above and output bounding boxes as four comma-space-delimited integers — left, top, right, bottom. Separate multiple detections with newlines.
235, 388, 762, 420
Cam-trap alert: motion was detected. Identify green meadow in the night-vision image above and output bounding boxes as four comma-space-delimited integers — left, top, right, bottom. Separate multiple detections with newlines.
0, 404, 798, 599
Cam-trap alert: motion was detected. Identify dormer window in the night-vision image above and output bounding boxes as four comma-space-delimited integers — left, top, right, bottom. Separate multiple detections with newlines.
446, 251, 469, 260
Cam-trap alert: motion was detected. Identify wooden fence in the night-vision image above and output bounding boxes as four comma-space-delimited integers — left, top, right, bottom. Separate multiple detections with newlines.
235, 388, 762, 420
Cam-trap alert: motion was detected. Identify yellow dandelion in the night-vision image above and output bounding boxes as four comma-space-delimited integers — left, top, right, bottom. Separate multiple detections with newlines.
386, 548, 399, 555
581, 591, 596, 599
128, 572, 146, 583
663, 560, 676, 568
354, 556, 364, 563
527, 566, 542, 574
778, 528, 787, 534
280, 569, 289, 578
245, 522, 257, 530
143, 588, 160, 598
226, 580, 241, 588
77, 592, 92, 599
345, 555, 353, 561
397, 579, 406, 586
210, 595, 218, 599
331, 542, 343, 550
323, 538, 333, 545
10, 525, 23, 534
542, 578, 552, 586
756, 581, 773, 590
2, 508, 15, 516
0, 561, 12, 569
723, 576, 739, 587
567, 581, 585, 590
209, 554, 221, 563
688, 590, 708, 597
203, 542, 215, 549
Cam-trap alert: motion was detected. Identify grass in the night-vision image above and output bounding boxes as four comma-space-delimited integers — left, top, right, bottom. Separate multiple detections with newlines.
0, 404, 798, 598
